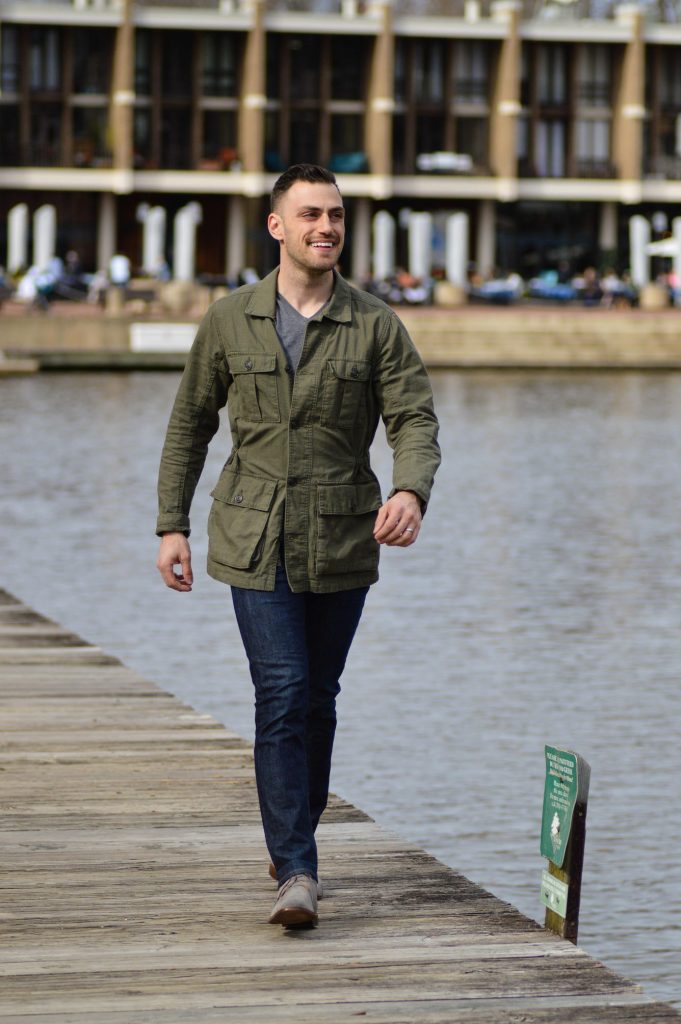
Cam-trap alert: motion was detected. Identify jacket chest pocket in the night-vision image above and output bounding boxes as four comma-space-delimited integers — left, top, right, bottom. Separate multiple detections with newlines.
320, 359, 371, 427
230, 353, 280, 423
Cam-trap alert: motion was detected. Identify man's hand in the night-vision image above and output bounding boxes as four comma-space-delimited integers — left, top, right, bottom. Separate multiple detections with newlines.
157, 532, 194, 592
373, 490, 422, 547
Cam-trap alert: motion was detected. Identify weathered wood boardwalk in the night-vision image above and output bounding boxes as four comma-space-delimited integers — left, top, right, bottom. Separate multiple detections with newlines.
1, 586, 679, 1023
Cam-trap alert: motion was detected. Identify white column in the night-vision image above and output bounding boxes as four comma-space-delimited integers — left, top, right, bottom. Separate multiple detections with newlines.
446, 212, 469, 287
173, 202, 203, 281
629, 214, 650, 289
673, 217, 681, 286
226, 195, 246, 280
351, 198, 371, 283
476, 200, 495, 277
137, 204, 166, 274
7, 204, 29, 274
408, 212, 432, 279
372, 210, 395, 280
33, 205, 57, 269
97, 193, 117, 272
599, 201, 618, 253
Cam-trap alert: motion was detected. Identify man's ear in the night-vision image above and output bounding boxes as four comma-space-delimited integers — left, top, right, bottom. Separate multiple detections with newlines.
267, 211, 283, 243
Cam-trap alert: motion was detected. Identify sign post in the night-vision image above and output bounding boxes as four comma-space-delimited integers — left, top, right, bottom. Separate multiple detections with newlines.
540, 745, 590, 943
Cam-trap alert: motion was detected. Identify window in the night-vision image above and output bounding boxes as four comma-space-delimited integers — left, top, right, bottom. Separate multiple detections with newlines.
161, 107, 191, 168
74, 29, 111, 93
331, 36, 366, 100
536, 120, 566, 177
537, 45, 567, 106
29, 104, 62, 164
29, 28, 60, 92
456, 117, 487, 168
134, 109, 152, 168
288, 36, 320, 101
73, 108, 109, 166
412, 40, 446, 105
577, 45, 611, 106
135, 31, 151, 96
1, 26, 19, 94
453, 41, 488, 104
162, 33, 193, 98
0, 106, 20, 163
290, 110, 320, 162
202, 34, 238, 97
202, 111, 237, 162
661, 50, 681, 109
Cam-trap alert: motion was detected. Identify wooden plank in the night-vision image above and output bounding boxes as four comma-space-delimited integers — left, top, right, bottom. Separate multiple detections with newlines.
0, 586, 679, 1024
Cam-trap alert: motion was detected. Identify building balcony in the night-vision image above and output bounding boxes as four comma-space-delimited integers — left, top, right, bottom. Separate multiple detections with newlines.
645, 154, 681, 180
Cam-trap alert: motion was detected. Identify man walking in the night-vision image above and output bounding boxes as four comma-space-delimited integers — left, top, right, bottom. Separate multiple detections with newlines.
156, 164, 440, 928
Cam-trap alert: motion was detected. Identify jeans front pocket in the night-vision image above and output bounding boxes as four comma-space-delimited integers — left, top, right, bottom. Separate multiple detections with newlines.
208, 470, 277, 569
315, 481, 382, 576
230, 353, 280, 423
320, 359, 371, 428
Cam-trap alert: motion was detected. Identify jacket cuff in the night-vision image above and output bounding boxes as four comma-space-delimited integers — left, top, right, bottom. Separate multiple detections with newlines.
156, 513, 191, 537
388, 487, 428, 515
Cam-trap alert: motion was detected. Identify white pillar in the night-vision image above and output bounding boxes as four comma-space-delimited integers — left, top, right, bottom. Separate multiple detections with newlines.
7, 203, 29, 274
137, 205, 166, 274
629, 214, 650, 289
408, 212, 432, 279
372, 210, 395, 280
33, 205, 57, 269
173, 202, 203, 281
97, 193, 116, 272
599, 201, 618, 253
226, 195, 246, 280
351, 198, 371, 283
446, 212, 469, 287
673, 217, 681, 286
476, 200, 495, 277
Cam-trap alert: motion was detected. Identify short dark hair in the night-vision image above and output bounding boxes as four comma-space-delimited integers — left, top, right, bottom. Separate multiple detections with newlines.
270, 164, 340, 211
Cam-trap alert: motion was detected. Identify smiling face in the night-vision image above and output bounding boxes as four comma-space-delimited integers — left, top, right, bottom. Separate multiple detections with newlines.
267, 180, 345, 279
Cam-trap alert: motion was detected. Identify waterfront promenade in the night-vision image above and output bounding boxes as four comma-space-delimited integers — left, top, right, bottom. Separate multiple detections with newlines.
2, 585, 680, 1022
4, 301, 681, 370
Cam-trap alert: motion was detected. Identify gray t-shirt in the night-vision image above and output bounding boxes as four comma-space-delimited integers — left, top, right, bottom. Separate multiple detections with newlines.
275, 292, 328, 372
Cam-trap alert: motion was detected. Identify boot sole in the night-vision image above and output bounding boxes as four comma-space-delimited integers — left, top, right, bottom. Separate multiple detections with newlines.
269, 906, 318, 928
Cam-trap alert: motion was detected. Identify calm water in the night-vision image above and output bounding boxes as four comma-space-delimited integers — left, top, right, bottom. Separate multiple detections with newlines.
1, 369, 680, 1007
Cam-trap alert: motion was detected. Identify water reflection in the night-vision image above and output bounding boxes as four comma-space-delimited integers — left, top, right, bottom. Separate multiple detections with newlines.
1, 369, 679, 1006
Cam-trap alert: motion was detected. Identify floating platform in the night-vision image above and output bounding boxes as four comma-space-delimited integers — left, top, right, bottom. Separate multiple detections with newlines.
1, 586, 679, 1022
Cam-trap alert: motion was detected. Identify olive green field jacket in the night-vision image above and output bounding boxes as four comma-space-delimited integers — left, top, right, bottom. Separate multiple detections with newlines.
156, 269, 440, 592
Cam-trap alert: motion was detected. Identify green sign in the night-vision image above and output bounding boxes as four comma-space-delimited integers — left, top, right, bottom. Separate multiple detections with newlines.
540, 746, 579, 867
540, 869, 568, 918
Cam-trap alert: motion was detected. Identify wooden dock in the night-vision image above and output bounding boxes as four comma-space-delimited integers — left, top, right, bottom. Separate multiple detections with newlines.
1, 585, 679, 1023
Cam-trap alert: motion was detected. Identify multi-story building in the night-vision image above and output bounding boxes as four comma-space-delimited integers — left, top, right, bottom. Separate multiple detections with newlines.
1, 0, 680, 280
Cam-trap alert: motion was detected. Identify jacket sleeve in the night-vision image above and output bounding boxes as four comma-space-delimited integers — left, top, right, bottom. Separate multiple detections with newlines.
372, 310, 441, 510
156, 308, 231, 536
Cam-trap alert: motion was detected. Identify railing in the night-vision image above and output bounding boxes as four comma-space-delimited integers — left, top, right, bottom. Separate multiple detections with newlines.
574, 158, 616, 178
577, 83, 611, 107
645, 154, 681, 180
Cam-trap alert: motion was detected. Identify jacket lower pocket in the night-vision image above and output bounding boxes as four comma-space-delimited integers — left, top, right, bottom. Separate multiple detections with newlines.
208, 471, 276, 570
315, 481, 382, 576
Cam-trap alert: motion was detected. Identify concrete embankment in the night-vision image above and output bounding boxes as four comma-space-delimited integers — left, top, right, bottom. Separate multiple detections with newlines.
2, 584, 681, 1022
3, 303, 681, 370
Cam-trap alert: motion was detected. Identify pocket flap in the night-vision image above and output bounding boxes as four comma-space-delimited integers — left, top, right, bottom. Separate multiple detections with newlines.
230, 354, 277, 375
211, 471, 276, 512
318, 481, 382, 516
328, 359, 371, 383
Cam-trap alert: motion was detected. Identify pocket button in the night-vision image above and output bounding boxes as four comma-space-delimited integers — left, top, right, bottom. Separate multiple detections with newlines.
350, 366, 359, 379
244, 359, 253, 371
234, 493, 244, 504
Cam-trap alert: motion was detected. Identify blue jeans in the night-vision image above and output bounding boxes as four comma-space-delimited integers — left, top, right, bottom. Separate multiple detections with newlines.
231, 565, 368, 887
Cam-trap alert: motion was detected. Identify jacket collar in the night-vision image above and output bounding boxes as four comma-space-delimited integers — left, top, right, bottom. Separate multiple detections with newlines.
245, 268, 353, 324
